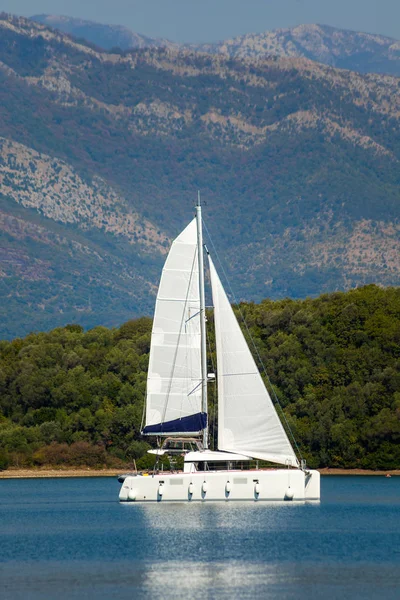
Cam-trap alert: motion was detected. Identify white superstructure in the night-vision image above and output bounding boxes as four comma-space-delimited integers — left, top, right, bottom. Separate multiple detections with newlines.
119, 197, 320, 503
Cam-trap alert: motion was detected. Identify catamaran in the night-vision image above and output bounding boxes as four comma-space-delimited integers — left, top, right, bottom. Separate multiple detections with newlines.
119, 197, 320, 502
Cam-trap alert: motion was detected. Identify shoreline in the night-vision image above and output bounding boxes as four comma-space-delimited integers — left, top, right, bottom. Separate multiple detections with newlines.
0, 467, 399, 479
318, 468, 399, 476
0, 468, 122, 479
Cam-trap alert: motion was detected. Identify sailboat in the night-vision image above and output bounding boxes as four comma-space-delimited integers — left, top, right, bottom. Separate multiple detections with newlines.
119, 198, 320, 502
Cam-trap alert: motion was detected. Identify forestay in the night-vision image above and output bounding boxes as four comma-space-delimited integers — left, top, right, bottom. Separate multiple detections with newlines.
143, 219, 206, 435
209, 257, 299, 467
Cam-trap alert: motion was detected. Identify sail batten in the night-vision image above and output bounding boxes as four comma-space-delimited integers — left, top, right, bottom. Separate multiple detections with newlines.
143, 219, 204, 435
209, 257, 299, 468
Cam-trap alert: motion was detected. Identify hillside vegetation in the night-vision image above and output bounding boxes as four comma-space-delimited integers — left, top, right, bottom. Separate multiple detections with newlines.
1, 14, 400, 337
0, 285, 399, 471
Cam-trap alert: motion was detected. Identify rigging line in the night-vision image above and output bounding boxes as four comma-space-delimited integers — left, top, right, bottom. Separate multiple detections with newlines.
185, 310, 200, 323
161, 247, 199, 425
202, 219, 304, 465
188, 381, 202, 396
185, 303, 202, 416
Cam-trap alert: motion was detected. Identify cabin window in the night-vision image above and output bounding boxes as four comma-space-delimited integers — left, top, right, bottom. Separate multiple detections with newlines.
194, 461, 229, 471
192, 461, 258, 472
163, 439, 202, 453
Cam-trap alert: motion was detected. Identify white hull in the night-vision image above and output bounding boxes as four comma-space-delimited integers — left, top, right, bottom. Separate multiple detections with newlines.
119, 469, 320, 503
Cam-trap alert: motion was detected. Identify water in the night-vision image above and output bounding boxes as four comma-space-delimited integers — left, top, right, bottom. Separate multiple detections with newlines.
0, 476, 399, 599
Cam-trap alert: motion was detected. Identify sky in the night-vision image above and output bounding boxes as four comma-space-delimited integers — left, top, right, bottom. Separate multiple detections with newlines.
2, 0, 400, 42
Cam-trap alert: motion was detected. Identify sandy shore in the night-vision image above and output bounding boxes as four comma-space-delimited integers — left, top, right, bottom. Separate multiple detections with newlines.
318, 468, 399, 476
0, 467, 399, 479
0, 468, 123, 479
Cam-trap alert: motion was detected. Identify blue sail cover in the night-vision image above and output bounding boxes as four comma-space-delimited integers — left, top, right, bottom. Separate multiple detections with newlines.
142, 412, 207, 435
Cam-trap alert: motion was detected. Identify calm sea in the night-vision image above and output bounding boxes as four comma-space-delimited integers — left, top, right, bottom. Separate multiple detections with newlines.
0, 476, 399, 599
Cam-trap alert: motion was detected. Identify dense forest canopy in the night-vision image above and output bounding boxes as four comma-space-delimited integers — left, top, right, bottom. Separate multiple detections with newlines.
0, 284, 399, 471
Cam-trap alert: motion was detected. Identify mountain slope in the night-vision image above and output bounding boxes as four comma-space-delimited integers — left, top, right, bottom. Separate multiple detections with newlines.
196, 24, 400, 76
0, 13, 400, 338
31, 14, 177, 51
0, 197, 160, 339
30, 16, 400, 77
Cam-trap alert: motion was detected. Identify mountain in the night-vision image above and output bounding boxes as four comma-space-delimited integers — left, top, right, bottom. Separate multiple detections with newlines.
0, 13, 400, 339
31, 14, 177, 51
196, 24, 400, 76
31, 16, 400, 77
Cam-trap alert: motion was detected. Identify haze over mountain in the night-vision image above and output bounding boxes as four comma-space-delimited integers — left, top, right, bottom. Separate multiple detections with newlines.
32, 15, 400, 76
198, 23, 400, 76
0, 13, 399, 338
31, 14, 177, 51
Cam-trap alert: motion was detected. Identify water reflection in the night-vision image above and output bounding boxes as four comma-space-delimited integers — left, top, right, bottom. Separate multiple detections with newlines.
0, 477, 399, 600
128, 500, 306, 531
2, 560, 400, 600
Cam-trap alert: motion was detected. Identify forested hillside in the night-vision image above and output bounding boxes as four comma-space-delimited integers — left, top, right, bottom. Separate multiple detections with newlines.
1, 285, 399, 471
1, 14, 400, 338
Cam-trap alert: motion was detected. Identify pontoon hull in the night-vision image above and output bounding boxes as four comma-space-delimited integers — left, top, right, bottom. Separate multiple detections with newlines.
119, 469, 320, 502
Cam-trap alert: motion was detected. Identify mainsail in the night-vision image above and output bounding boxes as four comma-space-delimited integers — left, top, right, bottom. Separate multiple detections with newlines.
143, 219, 206, 435
209, 257, 299, 467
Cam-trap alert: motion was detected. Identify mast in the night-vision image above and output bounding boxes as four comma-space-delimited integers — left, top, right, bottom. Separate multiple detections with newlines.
196, 191, 208, 449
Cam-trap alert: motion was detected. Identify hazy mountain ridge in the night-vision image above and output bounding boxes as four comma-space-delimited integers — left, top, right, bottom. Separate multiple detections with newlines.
30, 15, 400, 76
3, 15, 399, 147
196, 24, 400, 76
31, 14, 178, 51
0, 13, 400, 338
